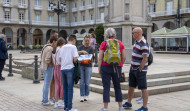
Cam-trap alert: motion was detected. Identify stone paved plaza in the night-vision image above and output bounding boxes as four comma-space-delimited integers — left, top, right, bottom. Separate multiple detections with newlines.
1, 50, 190, 111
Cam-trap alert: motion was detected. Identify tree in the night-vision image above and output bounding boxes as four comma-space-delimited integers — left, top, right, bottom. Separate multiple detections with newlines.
94, 24, 104, 44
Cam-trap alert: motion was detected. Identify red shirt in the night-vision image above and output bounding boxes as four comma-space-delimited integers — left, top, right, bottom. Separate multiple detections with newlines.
99, 38, 125, 67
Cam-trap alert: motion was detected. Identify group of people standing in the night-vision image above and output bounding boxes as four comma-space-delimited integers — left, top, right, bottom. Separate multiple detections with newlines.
40, 27, 150, 111
40, 30, 96, 111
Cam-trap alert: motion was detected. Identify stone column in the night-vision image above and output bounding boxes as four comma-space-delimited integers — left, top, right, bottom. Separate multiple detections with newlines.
43, 32, 46, 45
12, 30, 17, 49
122, 25, 133, 64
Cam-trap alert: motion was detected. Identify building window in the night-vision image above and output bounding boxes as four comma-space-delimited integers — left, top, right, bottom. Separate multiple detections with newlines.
19, 0, 24, 5
166, 1, 173, 12
35, 0, 40, 6
188, 0, 190, 8
90, 14, 93, 20
149, 4, 155, 13
19, 13, 24, 22
74, 16, 77, 22
4, 0, 10, 4
82, 0, 85, 6
61, 16, 65, 25
36, 14, 40, 22
82, 16, 85, 21
101, 13, 104, 21
100, 0, 104, 3
4, 12, 10, 22
49, 16, 53, 24
90, 0, 93, 4
74, 2, 77, 8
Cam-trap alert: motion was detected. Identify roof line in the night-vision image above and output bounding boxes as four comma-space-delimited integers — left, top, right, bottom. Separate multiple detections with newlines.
184, 26, 188, 34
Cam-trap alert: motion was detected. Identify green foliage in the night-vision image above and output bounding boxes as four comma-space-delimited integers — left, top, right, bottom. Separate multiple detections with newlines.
27, 45, 33, 49
94, 24, 104, 44
18, 45, 24, 49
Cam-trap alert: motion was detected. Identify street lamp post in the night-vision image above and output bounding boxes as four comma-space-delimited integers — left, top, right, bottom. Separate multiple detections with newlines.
49, 0, 66, 34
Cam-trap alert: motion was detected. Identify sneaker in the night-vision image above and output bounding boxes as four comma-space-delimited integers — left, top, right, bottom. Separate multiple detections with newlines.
136, 97, 143, 101
135, 106, 148, 111
99, 108, 108, 111
80, 96, 84, 102
123, 102, 132, 108
0, 77, 5, 81
119, 107, 125, 111
41, 102, 50, 106
49, 99, 55, 105
54, 102, 64, 109
59, 100, 64, 106
68, 108, 78, 111
84, 96, 88, 101
137, 99, 150, 104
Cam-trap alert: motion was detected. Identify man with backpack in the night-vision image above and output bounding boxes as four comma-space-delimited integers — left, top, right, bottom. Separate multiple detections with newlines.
123, 27, 150, 111
98, 28, 126, 111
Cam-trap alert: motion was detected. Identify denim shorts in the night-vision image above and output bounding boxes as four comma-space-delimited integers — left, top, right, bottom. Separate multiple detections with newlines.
129, 68, 147, 89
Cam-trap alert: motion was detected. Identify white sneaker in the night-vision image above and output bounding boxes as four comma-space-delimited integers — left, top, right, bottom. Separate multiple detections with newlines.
49, 99, 55, 105
136, 97, 143, 101
59, 100, 64, 106
80, 96, 84, 102
54, 102, 64, 109
84, 96, 88, 101
119, 107, 125, 111
69, 108, 78, 111
41, 102, 50, 106
100, 108, 109, 111
137, 99, 150, 104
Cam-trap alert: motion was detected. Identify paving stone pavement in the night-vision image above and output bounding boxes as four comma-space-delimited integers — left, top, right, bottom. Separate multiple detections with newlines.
0, 89, 52, 111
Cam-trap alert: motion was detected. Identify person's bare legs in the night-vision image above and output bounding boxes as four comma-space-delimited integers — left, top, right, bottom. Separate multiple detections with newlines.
128, 86, 135, 103
50, 79, 55, 100
118, 102, 122, 107
104, 103, 108, 109
142, 89, 148, 107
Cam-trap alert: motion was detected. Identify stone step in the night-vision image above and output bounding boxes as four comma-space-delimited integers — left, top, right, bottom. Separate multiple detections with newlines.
4, 66, 22, 75
91, 71, 190, 81
82, 75, 190, 90
80, 82, 190, 99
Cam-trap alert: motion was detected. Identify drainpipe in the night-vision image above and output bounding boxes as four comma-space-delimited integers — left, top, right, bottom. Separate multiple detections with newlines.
176, 0, 181, 28
28, 0, 32, 45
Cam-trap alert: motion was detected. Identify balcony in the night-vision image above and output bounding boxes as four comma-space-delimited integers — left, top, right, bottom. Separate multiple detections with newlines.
60, 22, 69, 26
34, 5, 43, 10
125, 0, 130, 4
0, 18, 28, 24
96, 19, 105, 24
71, 22, 78, 26
86, 20, 94, 24
32, 20, 69, 26
72, 8, 77, 12
180, 8, 190, 14
18, 3, 27, 9
3, 2, 12, 7
79, 6, 85, 11
87, 4, 94, 9
149, 10, 177, 17
98, 2, 105, 7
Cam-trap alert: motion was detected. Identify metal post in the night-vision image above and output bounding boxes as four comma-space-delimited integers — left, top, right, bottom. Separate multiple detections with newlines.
33, 55, 40, 83
94, 44, 98, 67
57, 0, 60, 34
8, 54, 13, 76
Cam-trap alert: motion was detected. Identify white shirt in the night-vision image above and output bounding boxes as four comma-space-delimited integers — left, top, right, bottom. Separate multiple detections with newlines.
59, 44, 79, 70
53, 47, 61, 65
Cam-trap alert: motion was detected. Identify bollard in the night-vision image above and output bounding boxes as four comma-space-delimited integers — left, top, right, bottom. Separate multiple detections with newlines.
33, 55, 40, 83
94, 44, 98, 67
8, 54, 13, 76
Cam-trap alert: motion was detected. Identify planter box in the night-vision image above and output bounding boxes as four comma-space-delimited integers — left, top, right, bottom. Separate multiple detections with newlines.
22, 67, 42, 81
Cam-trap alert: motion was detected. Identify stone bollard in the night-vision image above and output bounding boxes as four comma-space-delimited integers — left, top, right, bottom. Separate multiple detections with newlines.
94, 44, 98, 67
8, 54, 13, 77
33, 55, 40, 84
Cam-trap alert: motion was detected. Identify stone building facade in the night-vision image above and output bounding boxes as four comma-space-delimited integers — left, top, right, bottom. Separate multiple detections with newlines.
149, 0, 190, 32
0, 0, 151, 63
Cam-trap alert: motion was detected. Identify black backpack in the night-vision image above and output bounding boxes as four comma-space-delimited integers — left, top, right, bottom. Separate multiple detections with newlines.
148, 46, 153, 66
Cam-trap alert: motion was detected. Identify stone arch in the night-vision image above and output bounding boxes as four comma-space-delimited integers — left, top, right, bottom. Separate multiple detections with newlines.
152, 23, 158, 32
73, 30, 78, 34
2, 27, 13, 48
46, 29, 52, 43
17, 28, 27, 46
185, 20, 190, 28
59, 30, 67, 40
163, 21, 176, 30
33, 29, 43, 45
81, 29, 86, 34
88, 28, 94, 33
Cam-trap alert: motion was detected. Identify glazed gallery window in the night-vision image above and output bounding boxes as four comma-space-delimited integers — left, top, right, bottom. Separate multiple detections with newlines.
74, 16, 77, 22
36, 15, 40, 22
82, 16, 85, 21
49, 16, 54, 24
149, 4, 156, 13
35, 0, 40, 6
19, 13, 24, 22
4, 12, 10, 22
4, 0, 10, 4
61, 16, 65, 25
19, 0, 24, 5
90, 14, 93, 20
166, 1, 173, 13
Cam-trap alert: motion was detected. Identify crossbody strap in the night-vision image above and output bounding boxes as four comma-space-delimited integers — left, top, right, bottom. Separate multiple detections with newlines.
54, 48, 60, 65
